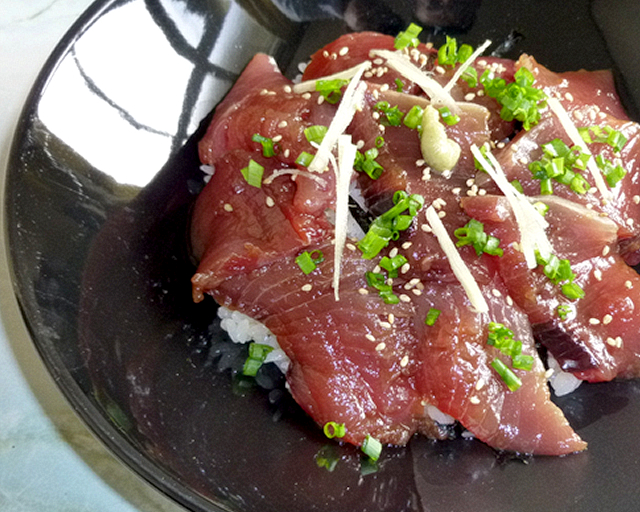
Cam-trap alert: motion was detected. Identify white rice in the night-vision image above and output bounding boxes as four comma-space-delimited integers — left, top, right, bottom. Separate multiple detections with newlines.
217, 307, 291, 374
547, 353, 582, 396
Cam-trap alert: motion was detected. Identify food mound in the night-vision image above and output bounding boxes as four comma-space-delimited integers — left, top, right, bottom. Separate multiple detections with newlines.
190, 27, 640, 457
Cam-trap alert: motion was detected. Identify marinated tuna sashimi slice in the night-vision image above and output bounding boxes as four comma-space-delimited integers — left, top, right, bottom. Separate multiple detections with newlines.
414, 279, 585, 455
213, 243, 445, 446
462, 194, 640, 382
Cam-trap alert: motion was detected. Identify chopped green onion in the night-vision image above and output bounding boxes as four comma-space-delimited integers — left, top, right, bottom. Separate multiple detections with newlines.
535, 250, 584, 301
395, 78, 405, 92
374, 101, 404, 126
481, 66, 547, 130
425, 308, 441, 326
358, 191, 424, 259
251, 133, 279, 157
491, 358, 522, 391
323, 421, 346, 439
354, 147, 384, 180
510, 179, 524, 194
403, 105, 424, 130
375, 136, 385, 148
579, 125, 628, 153
439, 106, 460, 125
365, 271, 399, 304
296, 250, 324, 274
437, 36, 459, 66
296, 151, 314, 167
533, 201, 549, 216
394, 23, 423, 50
473, 143, 491, 171
512, 354, 534, 371
556, 304, 572, 320
595, 154, 627, 187
240, 159, 264, 188
316, 78, 349, 104
304, 125, 328, 145
379, 254, 408, 278
528, 138, 593, 195
359, 456, 378, 476
461, 66, 478, 88
242, 343, 274, 376
454, 219, 504, 257
361, 435, 382, 461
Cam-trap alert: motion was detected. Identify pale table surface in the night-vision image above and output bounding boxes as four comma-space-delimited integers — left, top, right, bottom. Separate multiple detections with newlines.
0, 1, 186, 510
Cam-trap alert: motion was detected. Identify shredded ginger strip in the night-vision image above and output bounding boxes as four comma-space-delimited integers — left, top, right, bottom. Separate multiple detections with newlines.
471, 144, 553, 268
425, 205, 489, 313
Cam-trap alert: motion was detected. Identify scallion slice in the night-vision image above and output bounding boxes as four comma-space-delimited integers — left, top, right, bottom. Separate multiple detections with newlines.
438, 106, 460, 125
394, 23, 423, 50
304, 125, 328, 145
240, 159, 264, 188
316, 78, 349, 104
251, 133, 279, 157
425, 308, 441, 326
361, 435, 382, 461
323, 421, 346, 439
242, 343, 274, 377
491, 358, 522, 392
296, 151, 314, 167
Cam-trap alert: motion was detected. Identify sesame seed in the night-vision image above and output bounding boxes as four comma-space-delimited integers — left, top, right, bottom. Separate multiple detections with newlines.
589, 317, 600, 325
223, 203, 233, 212
478, 188, 487, 196
356, 139, 365, 149
475, 378, 485, 391
497, 141, 506, 149
322, 50, 329, 58
399, 294, 412, 303
372, 89, 379, 100
358, 288, 369, 295
416, 282, 425, 291
589, 110, 597, 121
277, 120, 288, 128
464, 92, 476, 101
565, 92, 574, 101
365, 334, 376, 342
510, 143, 519, 153
606, 337, 617, 347
400, 355, 410, 367
259, 89, 269, 96
492, 289, 502, 297
545, 368, 554, 379
389, 247, 399, 258
602, 314, 613, 325
625, 280, 633, 289
374, 265, 381, 273
438, 211, 446, 218
284, 85, 292, 93
594, 269, 602, 281
602, 246, 610, 257
519, 157, 528, 165
616, 336, 624, 348
401, 263, 411, 274
477, 89, 485, 97
317, 95, 325, 105
469, 396, 480, 405
339, 46, 349, 56
388, 313, 395, 324
506, 296, 514, 306
411, 288, 422, 296
379, 321, 392, 329
627, 218, 635, 227
372, 112, 381, 120
364, 71, 373, 78
266, 196, 275, 207
271, 135, 283, 143
421, 224, 432, 233
435, 65, 445, 74
284, 149, 290, 158
375, 342, 386, 351
301, 284, 312, 292
378, 124, 386, 133
380, 83, 390, 92
452, 187, 462, 195
373, 58, 384, 65
302, 92, 311, 100
402, 241, 413, 250
573, 110, 585, 121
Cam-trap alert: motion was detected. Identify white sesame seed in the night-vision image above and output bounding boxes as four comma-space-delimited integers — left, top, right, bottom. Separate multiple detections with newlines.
380, 83, 390, 92
497, 141, 506, 149
277, 120, 288, 129
545, 368, 554, 379
594, 269, 602, 281
375, 342, 386, 351
421, 224, 432, 233
435, 65, 445, 74
373, 58, 384, 65
284, 149, 291, 158
372, 112, 381, 120
379, 321, 392, 329
364, 71, 373, 78
378, 124, 386, 133
374, 265, 381, 273
491, 289, 502, 297
464, 92, 476, 101
389, 247, 399, 258
266, 196, 275, 207
388, 313, 395, 324
602, 246, 610, 257
606, 337, 617, 347
452, 187, 462, 195
400, 355, 410, 367
565, 92, 574, 102
372, 89, 379, 100
475, 378, 485, 391
356, 139, 365, 149
573, 110, 585, 121
506, 296, 514, 306
438, 211, 446, 218
302, 92, 311, 100
301, 284, 312, 292
589, 109, 597, 121
260, 89, 269, 96
339, 46, 349, 56
627, 218, 635, 227
317, 95, 325, 105
322, 50, 329, 57
346, 243, 357, 252
411, 288, 422, 296
625, 280, 633, 289
402, 241, 413, 250
358, 288, 369, 295
478, 189, 487, 196
589, 318, 600, 325
602, 314, 613, 325
616, 337, 623, 348
399, 294, 411, 303
365, 333, 376, 342
469, 396, 480, 405
223, 203, 233, 212
401, 263, 411, 274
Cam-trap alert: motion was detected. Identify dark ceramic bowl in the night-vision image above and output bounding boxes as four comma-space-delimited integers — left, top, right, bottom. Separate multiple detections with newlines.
7, 0, 640, 511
